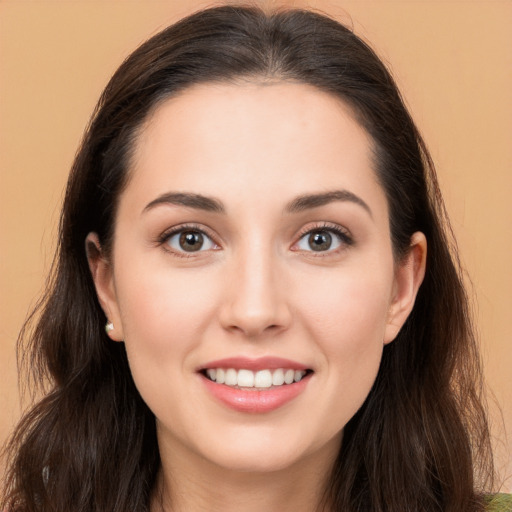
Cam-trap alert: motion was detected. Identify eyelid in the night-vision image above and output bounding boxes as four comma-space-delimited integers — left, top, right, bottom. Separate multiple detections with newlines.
292, 222, 354, 253
158, 223, 220, 256
156, 221, 352, 257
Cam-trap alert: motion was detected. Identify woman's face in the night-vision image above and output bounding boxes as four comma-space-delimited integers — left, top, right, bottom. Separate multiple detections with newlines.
90, 82, 424, 474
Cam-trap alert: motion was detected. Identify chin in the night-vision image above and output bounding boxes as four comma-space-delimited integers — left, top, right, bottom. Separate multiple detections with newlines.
191, 425, 342, 475
204, 447, 308, 474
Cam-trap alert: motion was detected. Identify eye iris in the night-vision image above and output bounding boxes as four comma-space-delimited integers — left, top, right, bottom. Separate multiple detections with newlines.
308, 231, 332, 251
179, 231, 203, 252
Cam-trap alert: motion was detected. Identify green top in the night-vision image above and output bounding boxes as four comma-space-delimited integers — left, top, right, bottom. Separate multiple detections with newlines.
486, 494, 512, 511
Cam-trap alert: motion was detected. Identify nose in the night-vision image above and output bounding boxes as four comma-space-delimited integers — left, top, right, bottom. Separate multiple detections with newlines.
218, 247, 292, 338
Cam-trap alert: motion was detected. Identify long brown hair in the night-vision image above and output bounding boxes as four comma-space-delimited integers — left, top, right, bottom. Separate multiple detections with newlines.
2, 5, 494, 511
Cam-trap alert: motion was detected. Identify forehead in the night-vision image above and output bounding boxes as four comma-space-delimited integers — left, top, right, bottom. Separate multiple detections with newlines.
123, 81, 386, 218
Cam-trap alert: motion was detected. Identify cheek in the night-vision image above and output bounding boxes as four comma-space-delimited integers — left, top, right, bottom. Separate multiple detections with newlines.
298, 267, 392, 406
299, 266, 392, 347
113, 256, 221, 369
112, 257, 225, 426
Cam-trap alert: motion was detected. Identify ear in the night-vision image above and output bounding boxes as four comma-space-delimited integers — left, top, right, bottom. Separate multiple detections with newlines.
384, 232, 427, 344
85, 233, 124, 341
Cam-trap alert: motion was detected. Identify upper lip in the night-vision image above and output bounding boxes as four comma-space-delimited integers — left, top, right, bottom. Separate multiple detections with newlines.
198, 356, 310, 372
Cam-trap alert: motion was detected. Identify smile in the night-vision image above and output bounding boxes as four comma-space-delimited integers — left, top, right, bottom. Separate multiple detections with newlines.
199, 357, 313, 413
204, 368, 309, 389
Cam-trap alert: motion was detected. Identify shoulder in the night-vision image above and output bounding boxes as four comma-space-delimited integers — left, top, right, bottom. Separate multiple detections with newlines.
485, 494, 512, 511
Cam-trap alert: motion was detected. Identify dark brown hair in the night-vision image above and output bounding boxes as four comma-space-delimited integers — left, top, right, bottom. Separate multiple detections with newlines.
2, 5, 494, 511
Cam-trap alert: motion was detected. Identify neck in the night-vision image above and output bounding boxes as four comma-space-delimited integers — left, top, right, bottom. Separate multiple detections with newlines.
151, 434, 339, 512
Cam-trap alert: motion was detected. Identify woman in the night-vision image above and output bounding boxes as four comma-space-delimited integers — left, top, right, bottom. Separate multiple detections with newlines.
2, 5, 508, 511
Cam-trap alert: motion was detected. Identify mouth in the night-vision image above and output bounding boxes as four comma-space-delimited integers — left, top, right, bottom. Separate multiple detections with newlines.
198, 357, 314, 413
200, 367, 313, 389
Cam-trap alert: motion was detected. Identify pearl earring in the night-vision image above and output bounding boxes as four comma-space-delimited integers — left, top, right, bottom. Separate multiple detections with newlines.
105, 322, 114, 334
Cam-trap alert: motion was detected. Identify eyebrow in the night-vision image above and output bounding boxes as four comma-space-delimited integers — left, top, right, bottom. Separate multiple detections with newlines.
285, 190, 372, 217
143, 192, 225, 214
142, 189, 372, 217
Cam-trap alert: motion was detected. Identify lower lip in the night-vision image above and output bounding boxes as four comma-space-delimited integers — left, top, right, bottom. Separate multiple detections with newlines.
201, 374, 311, 413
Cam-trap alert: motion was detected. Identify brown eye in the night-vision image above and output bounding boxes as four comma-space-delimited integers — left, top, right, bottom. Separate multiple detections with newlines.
165, 228, 217, 254
179, 231, 204, 252
295, 226, 351, 253
308, 231, 332, 251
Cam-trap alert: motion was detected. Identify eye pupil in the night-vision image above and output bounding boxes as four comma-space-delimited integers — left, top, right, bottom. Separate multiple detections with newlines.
309, 231, 332, 251
179, 231, 204, 252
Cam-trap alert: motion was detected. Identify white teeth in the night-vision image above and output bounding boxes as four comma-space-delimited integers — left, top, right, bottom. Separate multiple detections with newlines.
272, 368, 285, 386
205, 368, 307, 388
237, 369, 254, 387
225, 368, 238, 386
284, 369, 295, 385
254, 370, 272, 388
216, 368, 225, 384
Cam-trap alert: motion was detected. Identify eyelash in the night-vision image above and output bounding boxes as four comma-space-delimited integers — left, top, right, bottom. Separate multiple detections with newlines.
158, 223, 219, 259
294, 222, 354, 254
157, 222, 353, 258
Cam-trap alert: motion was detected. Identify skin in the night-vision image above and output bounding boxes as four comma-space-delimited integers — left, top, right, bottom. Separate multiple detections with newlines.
87, 81, 426, 512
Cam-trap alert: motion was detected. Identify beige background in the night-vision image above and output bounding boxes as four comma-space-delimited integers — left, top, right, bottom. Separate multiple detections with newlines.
1, 0, 510, 490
